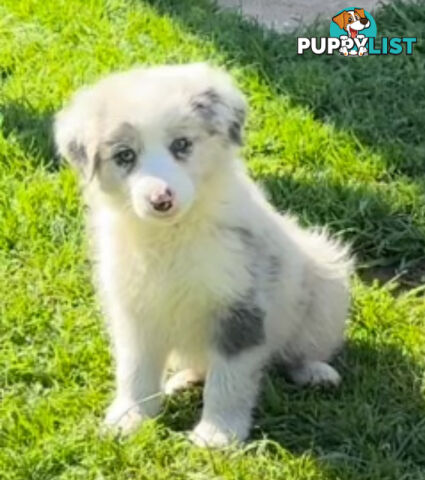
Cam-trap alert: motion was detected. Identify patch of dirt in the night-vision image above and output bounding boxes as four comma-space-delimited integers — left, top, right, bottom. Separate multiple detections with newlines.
360, 260, 425, 293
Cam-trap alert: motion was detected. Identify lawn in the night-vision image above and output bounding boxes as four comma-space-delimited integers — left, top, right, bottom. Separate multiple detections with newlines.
0, 0, 425, 478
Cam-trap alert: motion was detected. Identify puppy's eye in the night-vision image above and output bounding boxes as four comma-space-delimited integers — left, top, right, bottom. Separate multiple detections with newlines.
114, 148, 136, 168
170, 137, 192, 159
348, 17, 353, 23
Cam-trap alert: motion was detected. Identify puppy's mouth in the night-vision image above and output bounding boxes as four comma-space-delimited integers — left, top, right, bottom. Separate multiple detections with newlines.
347, 25, 359, 38
348, 19, 370, 38
136, 202, 190, 226
149, 206, 179, 220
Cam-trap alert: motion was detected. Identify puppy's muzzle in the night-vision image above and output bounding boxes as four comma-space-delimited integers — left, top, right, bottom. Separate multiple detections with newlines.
149, 187, 174, 213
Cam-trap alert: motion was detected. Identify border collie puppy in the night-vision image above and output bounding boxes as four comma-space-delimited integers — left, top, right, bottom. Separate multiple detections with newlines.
55, 63, 352, 447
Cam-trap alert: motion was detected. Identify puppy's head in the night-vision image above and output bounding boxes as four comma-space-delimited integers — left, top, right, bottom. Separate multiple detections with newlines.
55, 63, 246, 223
332, 9, 370, 36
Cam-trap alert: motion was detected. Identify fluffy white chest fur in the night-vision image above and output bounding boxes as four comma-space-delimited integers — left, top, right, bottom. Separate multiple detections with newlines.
95, 200, 252, 357
55, 63, 352, 447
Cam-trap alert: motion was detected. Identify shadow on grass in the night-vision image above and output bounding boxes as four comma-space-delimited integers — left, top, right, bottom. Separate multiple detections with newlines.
260, 341, 425, 477
161, 341, 425, 478
258, 171, 424, 270
0, 102, 58, 170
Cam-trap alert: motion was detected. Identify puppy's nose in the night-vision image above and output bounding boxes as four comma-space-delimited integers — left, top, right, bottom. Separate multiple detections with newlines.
149, 188, 174, 212
360, 17, 369, 25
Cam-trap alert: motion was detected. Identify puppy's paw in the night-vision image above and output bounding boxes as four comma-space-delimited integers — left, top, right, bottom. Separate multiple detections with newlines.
289, 361, 341, 387
189, 414, 250, 448
164, 369, 204, 395
189, 420, 237, 448
104, 398, 145, 435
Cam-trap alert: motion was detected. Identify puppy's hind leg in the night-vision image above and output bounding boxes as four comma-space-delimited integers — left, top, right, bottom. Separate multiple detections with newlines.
286, 360, 341, 387
164, 369, 204, 395
282, 258, 349, 388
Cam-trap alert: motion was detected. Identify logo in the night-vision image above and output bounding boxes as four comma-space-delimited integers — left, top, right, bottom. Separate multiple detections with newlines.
298, 7, 417, 56
330, 8, 375, 56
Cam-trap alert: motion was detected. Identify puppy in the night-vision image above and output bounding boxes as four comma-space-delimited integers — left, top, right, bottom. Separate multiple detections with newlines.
54, 63, 352, 447
332, 8, 371, 56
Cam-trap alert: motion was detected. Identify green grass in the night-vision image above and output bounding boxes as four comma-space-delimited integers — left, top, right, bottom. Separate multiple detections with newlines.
1, 0, 425, 478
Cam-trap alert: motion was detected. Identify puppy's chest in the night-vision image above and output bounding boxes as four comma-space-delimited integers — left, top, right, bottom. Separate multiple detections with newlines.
104, 230, 252, 322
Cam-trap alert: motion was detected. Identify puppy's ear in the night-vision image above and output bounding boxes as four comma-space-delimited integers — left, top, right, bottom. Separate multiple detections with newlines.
191, 68, 247, 146
332, 11, 347, 29
54, 88, 98, 180
354, 8, 366, 18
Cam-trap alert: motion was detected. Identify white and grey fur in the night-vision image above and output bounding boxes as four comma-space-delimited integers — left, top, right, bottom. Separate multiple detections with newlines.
54, 63, 353, 447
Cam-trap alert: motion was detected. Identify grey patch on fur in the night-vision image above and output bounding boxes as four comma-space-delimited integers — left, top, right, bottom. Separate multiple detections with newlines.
191, 88, 244, 144
229, 106, 245, 145
68, 139, 87, 165
220, 225, 261, 278
219, 225, 258, 254
103, 122, 140, 149
225, 226, 255, 244
68, 139, 100, 180
191, 88, 221, 121
202, 87, 222, 106
214, 300, 265, 357
234, 106, 246, 125
268, 255, 281, 282
229, 121, 242, 145
96, 122, 141, 174
221, 225, 282, 306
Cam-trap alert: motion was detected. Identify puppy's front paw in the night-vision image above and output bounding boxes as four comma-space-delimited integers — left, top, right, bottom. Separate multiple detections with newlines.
189, 415, 249, 448
190, 420, 236, 448
104, 398, 145, 435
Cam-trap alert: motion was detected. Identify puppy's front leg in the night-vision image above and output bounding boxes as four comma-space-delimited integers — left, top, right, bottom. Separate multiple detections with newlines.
104, 311, 166, 434
191, 348, 267, 448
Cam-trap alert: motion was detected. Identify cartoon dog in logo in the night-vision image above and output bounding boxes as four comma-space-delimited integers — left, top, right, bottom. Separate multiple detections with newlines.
332, 8, 371, 56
